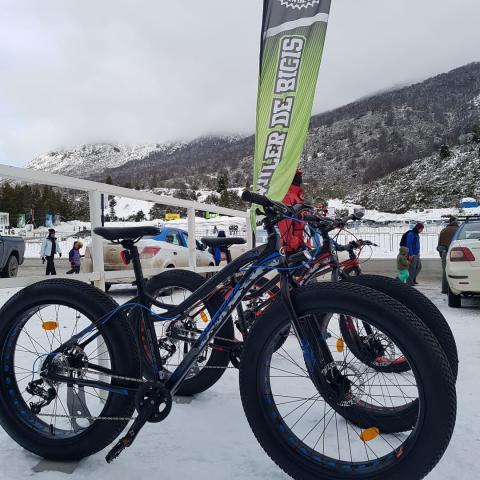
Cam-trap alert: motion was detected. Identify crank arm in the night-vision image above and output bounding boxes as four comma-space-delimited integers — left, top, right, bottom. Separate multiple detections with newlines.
105, 391, 159, 463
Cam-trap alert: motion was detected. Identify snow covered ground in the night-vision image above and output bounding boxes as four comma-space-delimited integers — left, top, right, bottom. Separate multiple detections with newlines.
0, 284, 477, 479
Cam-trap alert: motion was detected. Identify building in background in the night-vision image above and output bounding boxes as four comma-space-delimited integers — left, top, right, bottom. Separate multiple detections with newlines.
0, 212, 9, 233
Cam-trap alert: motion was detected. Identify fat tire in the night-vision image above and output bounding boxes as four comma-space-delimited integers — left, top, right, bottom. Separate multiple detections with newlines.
344, 275, 458, 381
240, 282, 456, 480
0, 279, 141, 461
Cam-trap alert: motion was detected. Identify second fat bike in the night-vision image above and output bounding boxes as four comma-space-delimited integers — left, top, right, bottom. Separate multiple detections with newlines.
142, 211, 457, 399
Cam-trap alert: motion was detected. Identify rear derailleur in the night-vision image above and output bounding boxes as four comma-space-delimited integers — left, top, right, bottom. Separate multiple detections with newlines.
26, 379, 56, 414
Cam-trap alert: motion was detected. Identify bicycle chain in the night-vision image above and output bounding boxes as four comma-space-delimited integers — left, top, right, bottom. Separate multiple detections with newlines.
32, 316, 244, 424
38, 412, 136, 421
57, 366, 148, 384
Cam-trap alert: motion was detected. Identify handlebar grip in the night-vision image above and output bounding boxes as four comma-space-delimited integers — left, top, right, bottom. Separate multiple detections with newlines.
303, 215, 320, 223
241, 191, 272, 208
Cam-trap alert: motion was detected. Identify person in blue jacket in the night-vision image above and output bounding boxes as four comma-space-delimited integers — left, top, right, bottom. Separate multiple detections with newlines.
40, 229, 62, 275
405, 223, 424, 286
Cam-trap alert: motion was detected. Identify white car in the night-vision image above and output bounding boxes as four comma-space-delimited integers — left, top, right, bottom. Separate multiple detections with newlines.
81, 228, 215, 288
446, 219, 480, 307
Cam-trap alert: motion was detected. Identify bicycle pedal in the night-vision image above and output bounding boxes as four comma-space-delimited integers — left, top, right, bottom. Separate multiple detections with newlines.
105, 434, 133, 463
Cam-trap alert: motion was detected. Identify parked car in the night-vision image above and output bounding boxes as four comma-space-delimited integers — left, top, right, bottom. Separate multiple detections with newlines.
81, 227, 215, 288
0, 235, 25, 278
446, 219, 480, 307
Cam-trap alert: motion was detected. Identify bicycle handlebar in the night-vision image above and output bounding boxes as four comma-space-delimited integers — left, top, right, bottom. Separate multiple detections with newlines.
241, 191, 367, 237
241, 191, 273, 209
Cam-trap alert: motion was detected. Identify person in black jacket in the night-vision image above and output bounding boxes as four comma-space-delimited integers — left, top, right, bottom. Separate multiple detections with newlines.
40, 229, 62, 275
437, 217, 459, 293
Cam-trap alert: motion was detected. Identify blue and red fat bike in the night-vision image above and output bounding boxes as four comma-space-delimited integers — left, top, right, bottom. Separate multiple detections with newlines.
0, 191, 456, 480
145, 210, 457, 394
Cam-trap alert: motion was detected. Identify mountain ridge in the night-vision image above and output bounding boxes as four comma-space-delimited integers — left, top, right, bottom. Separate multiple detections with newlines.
26, 62, 480, 210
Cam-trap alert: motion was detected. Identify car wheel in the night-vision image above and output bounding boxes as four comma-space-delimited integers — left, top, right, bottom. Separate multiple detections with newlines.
2, 255, 19, 278
448, 287, 461, 308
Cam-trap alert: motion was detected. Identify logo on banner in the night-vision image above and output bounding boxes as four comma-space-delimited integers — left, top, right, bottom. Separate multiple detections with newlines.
257, 36, 305, 195
278, 0, 320, 9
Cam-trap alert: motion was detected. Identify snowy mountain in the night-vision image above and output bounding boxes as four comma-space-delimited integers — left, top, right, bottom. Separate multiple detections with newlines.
95, 135, 252, 189
350, 143, 480, 212
26, 142, 186, 178
25, 62, 480, 210
300, 62, 480, 194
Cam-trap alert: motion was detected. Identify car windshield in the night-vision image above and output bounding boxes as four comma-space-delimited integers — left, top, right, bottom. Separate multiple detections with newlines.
458, 222, 480, 240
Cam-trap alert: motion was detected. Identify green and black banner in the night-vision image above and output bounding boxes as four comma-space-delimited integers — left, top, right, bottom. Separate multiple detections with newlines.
253, 0, 331, 202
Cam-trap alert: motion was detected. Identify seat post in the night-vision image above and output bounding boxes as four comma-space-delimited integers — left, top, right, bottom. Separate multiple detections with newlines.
123, 240, 146, 297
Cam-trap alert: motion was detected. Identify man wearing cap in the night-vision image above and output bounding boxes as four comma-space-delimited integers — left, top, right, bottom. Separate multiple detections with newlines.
40, 229, 62, 275
405, 223, 425, 286
437, 217, 459, 294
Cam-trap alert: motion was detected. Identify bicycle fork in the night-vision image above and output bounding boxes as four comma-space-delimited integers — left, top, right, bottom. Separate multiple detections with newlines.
279, 273, 350, 403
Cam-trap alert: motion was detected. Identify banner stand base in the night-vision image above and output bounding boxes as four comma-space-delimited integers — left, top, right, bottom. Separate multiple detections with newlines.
32, 459, 80, 474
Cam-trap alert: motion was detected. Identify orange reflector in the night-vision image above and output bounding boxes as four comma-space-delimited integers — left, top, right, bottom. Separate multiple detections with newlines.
200, 311, 209, 323
42, 321, 59, 331
336, 338, 345, 353
360, 427, 380, 442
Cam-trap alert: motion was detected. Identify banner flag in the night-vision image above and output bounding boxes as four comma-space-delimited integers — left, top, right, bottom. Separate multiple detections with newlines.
253, 0, 331, 207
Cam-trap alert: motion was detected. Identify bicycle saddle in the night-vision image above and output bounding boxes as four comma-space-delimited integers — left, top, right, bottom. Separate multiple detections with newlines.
94, 226, 160, 242
201, 237, 246, 249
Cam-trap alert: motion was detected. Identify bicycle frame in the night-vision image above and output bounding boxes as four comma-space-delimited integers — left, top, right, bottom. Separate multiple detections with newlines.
45, 214, 351, 399
48, 223, 292, 396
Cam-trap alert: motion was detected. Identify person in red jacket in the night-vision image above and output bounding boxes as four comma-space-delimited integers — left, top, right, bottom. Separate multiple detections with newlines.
278, 169, 307, 253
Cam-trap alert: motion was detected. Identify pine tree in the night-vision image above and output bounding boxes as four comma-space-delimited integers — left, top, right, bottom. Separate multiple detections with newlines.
149, 204, 165, 220
440, 144, 451, 160
109, 198, 117, 221
216, 172, 229, 193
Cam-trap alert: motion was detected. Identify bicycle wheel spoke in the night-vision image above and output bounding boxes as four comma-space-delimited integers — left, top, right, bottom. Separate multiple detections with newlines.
262, 309, 423, 468
5, 302, 125, 437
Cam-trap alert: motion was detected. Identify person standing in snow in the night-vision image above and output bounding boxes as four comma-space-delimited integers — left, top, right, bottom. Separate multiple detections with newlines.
397, 246, 410, 283
67, 241, 83, 274
40, 229, 62, 275
404, 223, 424, 286
437, 216, 459, 294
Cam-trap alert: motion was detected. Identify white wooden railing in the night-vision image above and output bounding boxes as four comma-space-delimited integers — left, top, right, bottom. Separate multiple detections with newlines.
0, 164, 253, 290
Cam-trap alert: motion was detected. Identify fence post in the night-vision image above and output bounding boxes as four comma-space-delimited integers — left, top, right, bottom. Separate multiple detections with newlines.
88, 190, 105, 290
246, 209, 254, 249
187, 207, 196, 269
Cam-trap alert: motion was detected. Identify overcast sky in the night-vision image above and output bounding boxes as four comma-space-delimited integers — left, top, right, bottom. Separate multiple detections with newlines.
1, 0, 479, 166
